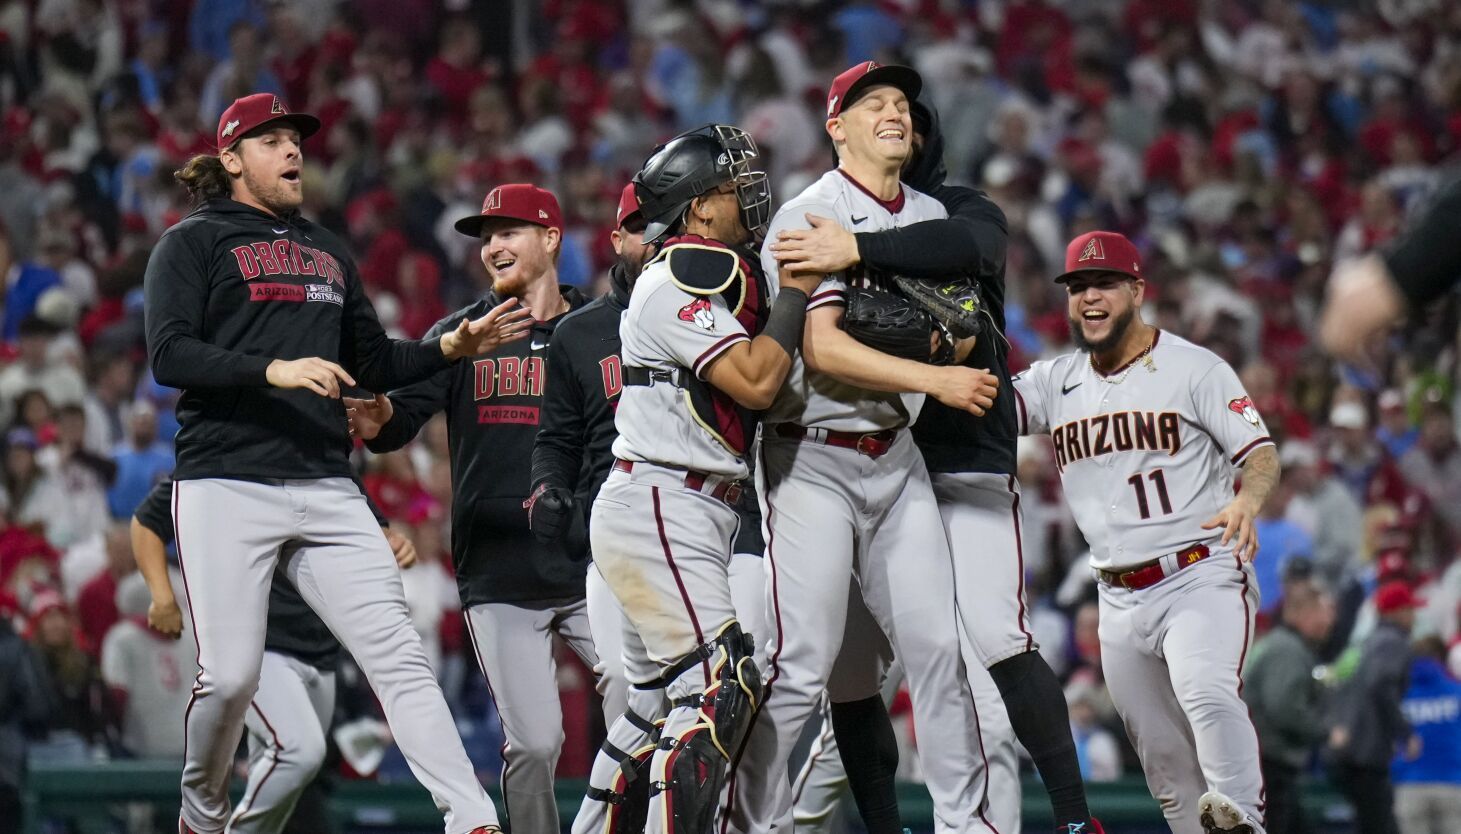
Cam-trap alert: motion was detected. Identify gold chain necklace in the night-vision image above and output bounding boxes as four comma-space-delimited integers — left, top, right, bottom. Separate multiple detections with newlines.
1091, 334, 1156, 384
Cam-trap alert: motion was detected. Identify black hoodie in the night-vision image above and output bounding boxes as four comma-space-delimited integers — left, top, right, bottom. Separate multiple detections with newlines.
144, 198, 451, 481
856, 102, 1018, 476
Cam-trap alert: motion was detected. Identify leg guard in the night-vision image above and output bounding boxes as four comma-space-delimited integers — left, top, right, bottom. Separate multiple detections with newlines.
651, 623, 762, 832
584, 710, 662, 834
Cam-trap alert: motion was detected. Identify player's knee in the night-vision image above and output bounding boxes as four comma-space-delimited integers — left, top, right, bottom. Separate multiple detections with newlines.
284, 726, 328, 774
514, 728, 566, 767
205, 665, 262, 708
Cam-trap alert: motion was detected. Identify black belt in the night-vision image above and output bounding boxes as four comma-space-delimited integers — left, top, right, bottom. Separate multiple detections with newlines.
624, 365, 687, 388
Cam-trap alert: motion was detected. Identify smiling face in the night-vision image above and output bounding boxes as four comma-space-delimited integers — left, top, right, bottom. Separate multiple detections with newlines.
1065, 270, 1144, 354
829, 84, 911, 168
480, 221, 559, 296
223, 125, 304, 215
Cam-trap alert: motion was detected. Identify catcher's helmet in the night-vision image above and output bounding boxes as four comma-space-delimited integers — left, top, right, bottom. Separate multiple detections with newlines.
634, 124, 771, 245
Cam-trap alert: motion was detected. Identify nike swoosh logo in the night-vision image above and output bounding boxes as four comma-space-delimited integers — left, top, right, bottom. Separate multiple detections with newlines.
1062, 382, 1083, 395
851, 215, 867, 225
272, 227, 289, 235
531, 339, 550, 351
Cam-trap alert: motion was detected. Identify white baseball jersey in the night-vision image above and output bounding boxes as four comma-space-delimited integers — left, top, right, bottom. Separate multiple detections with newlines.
611, 253, 751, 479
759, 169, 948, 432
1013, 330, 1273, 571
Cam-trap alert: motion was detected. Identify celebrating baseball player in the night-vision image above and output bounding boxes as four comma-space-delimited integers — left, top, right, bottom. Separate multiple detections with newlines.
130, 478, 416, 834
772, 98, 1099, 834
727, 62, 1004, 834
145, 93, 522, 834
588, 123, 819, 834
345, 183, 619, 834
1013, 231, 1280, 834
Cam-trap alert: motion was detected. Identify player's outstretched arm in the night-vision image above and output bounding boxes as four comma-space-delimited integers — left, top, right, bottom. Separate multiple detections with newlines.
801, 305, 998, 415
130, 516, 182, 639
1201, 445, 1280, 562
702, 278, 817, 410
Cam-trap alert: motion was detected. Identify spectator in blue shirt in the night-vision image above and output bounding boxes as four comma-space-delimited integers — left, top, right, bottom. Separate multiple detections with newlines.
1394, 637, 1461, 834
1377, 389, 1420, 460
1254, 482, 1315, 612
107, 402, 172, 519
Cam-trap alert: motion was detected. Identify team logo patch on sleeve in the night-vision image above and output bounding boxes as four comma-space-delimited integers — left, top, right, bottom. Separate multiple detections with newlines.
1228, 396, 1261, 426
678, 298, 715, 330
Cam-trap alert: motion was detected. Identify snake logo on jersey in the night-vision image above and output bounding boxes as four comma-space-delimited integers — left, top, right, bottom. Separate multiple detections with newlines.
1050, 410, 1182, 469
1227, 396, 1260, 426
679, 298, 715, 329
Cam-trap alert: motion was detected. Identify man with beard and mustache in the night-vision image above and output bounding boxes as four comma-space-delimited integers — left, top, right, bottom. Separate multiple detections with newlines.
1012, 231, 1282, 834
772, 99, 1097, 834
149, 93, 527, 834
345, 184, 617, 834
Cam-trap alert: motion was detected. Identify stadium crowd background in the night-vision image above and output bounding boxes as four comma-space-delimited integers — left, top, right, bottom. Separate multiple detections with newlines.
0, 0, 1459, 829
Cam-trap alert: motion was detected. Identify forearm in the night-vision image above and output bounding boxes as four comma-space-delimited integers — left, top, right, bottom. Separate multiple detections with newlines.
532, 433, 584, 492
1237, 445, 1280, 510
803, 311, 941, 395
353, 336, 453, 392
129, 520, 175, 605
856, 217, 1004, 280
148, 332, 273, 389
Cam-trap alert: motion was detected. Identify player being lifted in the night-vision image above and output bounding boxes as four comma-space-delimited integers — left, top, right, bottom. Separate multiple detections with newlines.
588, 124, 820, 834
1013, 231, 1280, 834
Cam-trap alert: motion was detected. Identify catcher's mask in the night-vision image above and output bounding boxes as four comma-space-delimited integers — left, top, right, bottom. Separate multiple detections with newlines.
634, 124, 771, 245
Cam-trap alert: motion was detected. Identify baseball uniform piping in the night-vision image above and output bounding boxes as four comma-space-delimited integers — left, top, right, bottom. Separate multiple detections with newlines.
651, 486, 710, 684
462, 612, 513, 826
172, 484, 204, 791
806, 289, 846, 311
232, 701, 284, 823
1006, 475, 1034, 653
1234, 554, 1268, 817
1228, 436, 1272, 465
693, 334, 749, 378
1013, 388, 1028, 435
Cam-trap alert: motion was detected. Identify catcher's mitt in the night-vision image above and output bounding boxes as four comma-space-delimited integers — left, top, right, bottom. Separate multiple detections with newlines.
842, 286, 937, 362
892, 276, 985, 340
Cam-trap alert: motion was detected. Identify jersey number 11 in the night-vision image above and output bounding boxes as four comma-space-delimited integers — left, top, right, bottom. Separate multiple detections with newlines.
1127, 469, 1173, 519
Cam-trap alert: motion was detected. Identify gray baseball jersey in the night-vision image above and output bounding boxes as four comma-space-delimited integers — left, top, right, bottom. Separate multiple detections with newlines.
612, 254, 751, 479
759, 170, 948, 432
1012, 330, 1273, 570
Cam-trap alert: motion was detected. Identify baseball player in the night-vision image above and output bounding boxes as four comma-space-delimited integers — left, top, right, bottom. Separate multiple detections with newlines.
145, 92, 524, 834
726, 62, 1005, 834
529, 183, 771, 833
1013, 231, 1281, 834
130, 478, 415, 834
344, 183, 616, 834
588, 123, 819, 834
772, 99, 1099, 833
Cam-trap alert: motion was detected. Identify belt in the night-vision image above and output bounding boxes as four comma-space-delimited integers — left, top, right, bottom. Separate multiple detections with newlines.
774, 424, 897, 459
1096, 543, 1211, 590
611, 459, 743, 505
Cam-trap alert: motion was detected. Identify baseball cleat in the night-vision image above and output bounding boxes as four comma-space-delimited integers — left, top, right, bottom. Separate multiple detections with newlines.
467, 828, 504, 834
1199, 791, 1255, 833
1058, 819, 1105, 834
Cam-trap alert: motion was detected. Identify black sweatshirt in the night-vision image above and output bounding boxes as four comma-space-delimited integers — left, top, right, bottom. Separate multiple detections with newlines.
862, 105, 1017, 476
133, 478, 387, 671
530, 264, 766, 557
144, 198, 451, 481
367, 287, 589, 606
1382, 175, 1461, 307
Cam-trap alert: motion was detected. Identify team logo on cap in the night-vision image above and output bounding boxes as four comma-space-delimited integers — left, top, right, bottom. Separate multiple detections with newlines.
222, 119, 240, 138
1228, 396, 1261, 426
484, 187, 501, 211
271, 97, 286, 114
538, 209, 548, 219
1077, 237, 1105, 262
678, 298, 714, 330
827, 95, 838, 117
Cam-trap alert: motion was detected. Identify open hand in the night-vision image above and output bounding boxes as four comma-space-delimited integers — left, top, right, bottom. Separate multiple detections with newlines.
147, 598, 183, 639
929, 366, 998, 415
344, 393, 393, 441
770, 214, 860, 274
1318, 254, 1404, 367
266, 357, 357, 398
1202, 497, 1260, 561
440, 297, 535, 360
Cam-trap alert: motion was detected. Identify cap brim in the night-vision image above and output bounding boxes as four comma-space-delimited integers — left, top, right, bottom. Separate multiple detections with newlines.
1053, 266, 1140, 284
253, 113, 322, 141
841, 65, 923, 115
452, 213, 550, 239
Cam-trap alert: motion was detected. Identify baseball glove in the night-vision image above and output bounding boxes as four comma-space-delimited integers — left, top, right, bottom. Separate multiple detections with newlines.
892, 275, 985, 340
841, 286, 937, 362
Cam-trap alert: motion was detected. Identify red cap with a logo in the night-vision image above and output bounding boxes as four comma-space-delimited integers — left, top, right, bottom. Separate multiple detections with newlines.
216, 93, 320, 151
825, 61, 922, 119
615, 182, 643, 228
1374, 580, 1420, 614
1055, 231, 1143, 283
454, 184, 563, 238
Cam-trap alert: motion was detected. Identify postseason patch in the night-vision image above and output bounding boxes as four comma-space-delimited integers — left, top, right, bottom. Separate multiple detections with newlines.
678, 297, 714, 330
305, 284, 344, 306
1227, 396, 1261, 427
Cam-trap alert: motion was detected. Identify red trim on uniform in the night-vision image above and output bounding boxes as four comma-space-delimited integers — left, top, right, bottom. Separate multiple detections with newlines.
462, 611, 513, 824
806, 289, 846, 312
1091, 329, 1160, 378
172, 483, 206, 802
837, 169, 906, 214
1007, 476, 1034, 653
1229, 437, 1272, 465
652, 487, 710, 684
693, 334, 749, 378
233, 701, 283, 822
1013, 388, 1028, 435
967, 692, 1004, 834
1234, 555, 1268, 819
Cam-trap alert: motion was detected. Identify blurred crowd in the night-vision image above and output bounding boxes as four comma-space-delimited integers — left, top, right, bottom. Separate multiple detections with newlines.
0, 0, 1460, 830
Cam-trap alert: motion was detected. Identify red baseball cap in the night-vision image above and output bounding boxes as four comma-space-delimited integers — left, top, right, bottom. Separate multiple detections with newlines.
615, 182, 643, 228
216, 93, 320, 151
1056, 231, 1143, 283
1374, 581, 1420, 614
454, 183, 563, 238
826, 61, 922, 119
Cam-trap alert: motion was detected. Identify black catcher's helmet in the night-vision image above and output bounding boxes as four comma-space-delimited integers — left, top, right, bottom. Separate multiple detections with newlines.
633, 124, 771, 245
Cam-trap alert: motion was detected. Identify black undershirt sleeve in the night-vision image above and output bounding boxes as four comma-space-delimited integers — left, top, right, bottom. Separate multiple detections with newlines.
531, 332, 586, 492
1381, 176, 1461, 308
854, 186, 1008, 281
338, 255, 452, 392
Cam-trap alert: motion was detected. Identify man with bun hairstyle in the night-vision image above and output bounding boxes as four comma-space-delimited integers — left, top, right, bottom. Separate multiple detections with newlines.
346, 183, 617, 834
1013, 231, 1281, 834
148, 92, 524, 834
